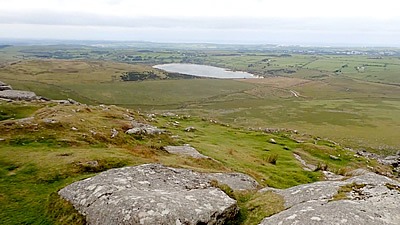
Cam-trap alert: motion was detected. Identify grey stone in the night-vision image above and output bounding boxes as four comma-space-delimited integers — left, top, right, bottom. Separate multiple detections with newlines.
0, 97, 13, 102
206, 173, 260, 191
42, 118, 58, 124
322, 171, 344, 181
0, 90, 38, 101
184, 126, 196, 132
293, 153, 317, 172
0, 81, 12, 91
0, 85, 12, 91
269, 138, 277, 144
59, 164, 238, 225
259, 172, 400, 225
125, 121, 164, 135
161, 112, 176, 117
260, 180, 344, 209
54, 100, 72, 104
329, 155, 340, 160
164, 145, 209, 159
111, 128, 118, 138
67, 98, 79, 105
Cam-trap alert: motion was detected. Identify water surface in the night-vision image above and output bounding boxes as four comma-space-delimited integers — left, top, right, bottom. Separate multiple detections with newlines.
153, 63, 257, 79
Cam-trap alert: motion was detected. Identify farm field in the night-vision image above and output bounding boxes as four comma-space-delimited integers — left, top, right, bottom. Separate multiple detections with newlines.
0, 45, 399, 153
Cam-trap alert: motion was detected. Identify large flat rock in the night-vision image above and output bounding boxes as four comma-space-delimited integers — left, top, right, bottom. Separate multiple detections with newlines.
164, 145, 209, 159
206, 172, 260, 191
59, 164, 241, 225
259, 172, 400, 225
0, 90, 37, 100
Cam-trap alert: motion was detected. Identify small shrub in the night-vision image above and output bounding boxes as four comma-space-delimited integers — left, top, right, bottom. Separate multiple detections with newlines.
385, 183, 400, 191
74, 159, 128, 173
332, 183, 366, 201
314, 162, 328, 171
335, 167, 352, 176
264, 154, 279, 165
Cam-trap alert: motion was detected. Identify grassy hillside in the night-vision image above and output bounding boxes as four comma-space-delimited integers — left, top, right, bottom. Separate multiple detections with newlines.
1, 56, 399, 153
0, 101, 387, 225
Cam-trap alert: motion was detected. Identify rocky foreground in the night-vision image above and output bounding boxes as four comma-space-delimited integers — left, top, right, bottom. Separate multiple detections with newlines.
59, 164, 400, 225
59, 164, 258, 225
260, 170, 400, 225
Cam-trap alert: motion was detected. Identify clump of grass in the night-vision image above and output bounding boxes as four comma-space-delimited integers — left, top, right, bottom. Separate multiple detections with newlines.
210, 180, 284, 225
334, 167, 352, 176
385, 183, 400, 191
263, 154, 279, 165
0, 103, 41, 121
228, 190, 284, 225
314, 162, 328, 171
74, 158, 129, 173
210, 180, 235, 198
46, 192, 86, 225
331, 183, 366, 201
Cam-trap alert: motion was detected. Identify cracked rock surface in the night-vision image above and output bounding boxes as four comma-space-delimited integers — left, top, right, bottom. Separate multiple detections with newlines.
59, 164, 249, 225
163, 145, 209, 159
259, 172, 400, 225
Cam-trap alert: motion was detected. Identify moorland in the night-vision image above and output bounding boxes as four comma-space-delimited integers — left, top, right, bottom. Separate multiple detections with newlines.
0, 41, 399, 224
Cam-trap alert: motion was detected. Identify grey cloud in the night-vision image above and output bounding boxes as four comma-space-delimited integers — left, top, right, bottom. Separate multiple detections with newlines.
1, 10, 399, 33
1, 9, 399, 46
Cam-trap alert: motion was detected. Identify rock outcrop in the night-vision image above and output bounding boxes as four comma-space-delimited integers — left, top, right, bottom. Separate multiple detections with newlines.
259, 171, 400, 225
125, 121, 164, 135
0, 81, 39, 101
206, 172, 260, 191
0, 90, 38, 101
0, 81, 12, 91
164, 145, 209, 159
59, 164, 262, 225
356, 150, 400, 174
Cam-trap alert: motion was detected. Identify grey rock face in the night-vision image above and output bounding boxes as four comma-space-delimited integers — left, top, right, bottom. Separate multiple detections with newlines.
0, 81, 12, 90
59, 164, 240, 225
206, 173, 260, 191
259, 172, 400, 225
125, 121, 164, 135
184, 126, 196, 132
164, 145, 209, 159
357, 151, 400, 174
0, 90, 38, 101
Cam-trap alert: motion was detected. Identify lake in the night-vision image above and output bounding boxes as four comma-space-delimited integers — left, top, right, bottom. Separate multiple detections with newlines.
153, 63, 258, 79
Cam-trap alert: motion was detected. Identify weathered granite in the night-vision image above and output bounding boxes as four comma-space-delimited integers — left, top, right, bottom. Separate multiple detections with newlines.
0, 90, 38, 101
163, 145, 209, 159
59, 164, 239, 225
206, 172, 260, 191
125, 121, 164, 135
259, 172, 400, 225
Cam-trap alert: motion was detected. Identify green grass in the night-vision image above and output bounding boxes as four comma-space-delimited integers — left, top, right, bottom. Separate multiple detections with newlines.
0, 101, 384, 224
212, 181, 284, 225
0, 102, 40, 121
331, 183, 366, 201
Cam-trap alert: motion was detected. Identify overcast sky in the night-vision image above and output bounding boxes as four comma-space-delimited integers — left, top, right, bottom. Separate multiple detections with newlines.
1, 0, 399, 46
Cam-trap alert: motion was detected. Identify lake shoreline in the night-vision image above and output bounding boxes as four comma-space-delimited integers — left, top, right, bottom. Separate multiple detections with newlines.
153, 63, 260, 79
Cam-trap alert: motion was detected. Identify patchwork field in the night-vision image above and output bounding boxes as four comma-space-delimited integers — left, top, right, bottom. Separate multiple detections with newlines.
0, 46, 399, 153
